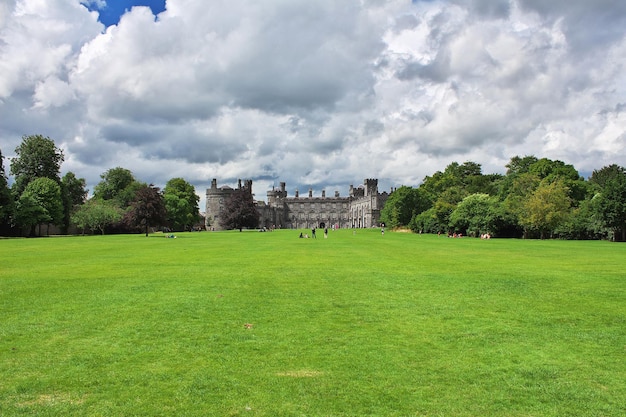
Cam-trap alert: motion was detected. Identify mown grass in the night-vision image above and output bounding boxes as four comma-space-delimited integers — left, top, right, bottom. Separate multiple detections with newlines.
0, 230, 624, 416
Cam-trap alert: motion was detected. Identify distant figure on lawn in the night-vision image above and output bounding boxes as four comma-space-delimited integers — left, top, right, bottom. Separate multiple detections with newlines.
324, 228, 328, 238
311, 227, 316, 238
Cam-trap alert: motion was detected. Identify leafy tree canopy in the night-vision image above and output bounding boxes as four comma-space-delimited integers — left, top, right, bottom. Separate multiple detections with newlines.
593, 168, 626, 241
520, 179, 571, 239
62, 172, 88, 208
505, 155, 539, 176
61, 172, 88, 233
163, 177, 200, 231
15, 177, 64, 235
421, 161, 501, 204
220, 189, 260, 231
380, 186, 430, 228
10, 134, 64, 195
125, 184, 166, 236
589, 164, 626, 189
449, 193, 503, 237
93, 167, 143, 209
72, 199, 123, 235
0, 149, 13, 226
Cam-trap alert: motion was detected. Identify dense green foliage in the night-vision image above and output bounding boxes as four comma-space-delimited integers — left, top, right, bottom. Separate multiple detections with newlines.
0, 231, 624, 416
92, 167, 143, 209
14, 177, 63, 235
0, 150, 13, 230
71, 199, 123, 235
0, 136, 202, 235
163, 177, 200, 231
60, 172, 88, 233
9, 134, 64, 196
590, 165, 626, 241
379, 186, 430, 228
393, 157, 625, 240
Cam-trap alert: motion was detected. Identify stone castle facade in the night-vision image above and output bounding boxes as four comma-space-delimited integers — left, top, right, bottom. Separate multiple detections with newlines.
206, 178, 392, 230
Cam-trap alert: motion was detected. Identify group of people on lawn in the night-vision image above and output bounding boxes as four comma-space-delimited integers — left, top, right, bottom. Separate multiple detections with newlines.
299, 227, 329, 239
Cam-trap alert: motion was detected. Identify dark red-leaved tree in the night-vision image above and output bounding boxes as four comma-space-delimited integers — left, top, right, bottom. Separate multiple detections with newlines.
220, 188, 259, 231
126, 184, 167, 236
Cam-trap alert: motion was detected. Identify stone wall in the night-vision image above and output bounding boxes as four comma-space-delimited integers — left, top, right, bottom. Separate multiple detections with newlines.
206, 178, 392, 230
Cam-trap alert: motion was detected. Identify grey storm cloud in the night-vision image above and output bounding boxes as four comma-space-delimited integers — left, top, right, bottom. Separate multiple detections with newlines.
1, 0, 625, 206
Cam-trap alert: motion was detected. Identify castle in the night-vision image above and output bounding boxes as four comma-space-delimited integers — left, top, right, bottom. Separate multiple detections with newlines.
206, 178, 393, 230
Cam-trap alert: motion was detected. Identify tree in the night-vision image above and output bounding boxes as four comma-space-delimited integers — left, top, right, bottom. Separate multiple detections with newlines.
449, 193, 504, 237
72, 199, 123, 235
499, 155, 539, 201
125, 184, 166, 236
220, 189, 259, 231
163, 177, 200, 231
410, 207, 444, 234
93, 167, 143, 209
505, 155, 539, 176
0, 149, 13, 232
528, 158, 587, 203
14, 194, 47, 236
520, 179, 571, 239
432, 200, 456, 234
420, 161, 485, 201
379, 186, 431, 228
15, 177, 63, 236
61, 172, 88, 233
503, 173, 541, 237
556, 197, 606, 240
593, 167, 626, 241
589, 164, 626, 189
10, 134, 64, 196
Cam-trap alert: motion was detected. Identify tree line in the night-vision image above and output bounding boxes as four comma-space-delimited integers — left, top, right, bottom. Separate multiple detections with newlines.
379, 157, 626, 240
0, 135, 201, 236
3, 135, 626, 239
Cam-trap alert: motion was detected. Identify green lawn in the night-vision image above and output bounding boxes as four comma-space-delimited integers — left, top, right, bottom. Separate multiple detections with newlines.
1, 230, 624, 416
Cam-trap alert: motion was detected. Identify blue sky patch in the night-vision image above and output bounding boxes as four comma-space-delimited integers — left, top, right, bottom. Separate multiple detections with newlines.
83, 0, 166, 27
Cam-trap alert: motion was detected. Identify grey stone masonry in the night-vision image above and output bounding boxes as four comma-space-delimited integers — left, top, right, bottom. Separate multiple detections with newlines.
206, 178, 392, 230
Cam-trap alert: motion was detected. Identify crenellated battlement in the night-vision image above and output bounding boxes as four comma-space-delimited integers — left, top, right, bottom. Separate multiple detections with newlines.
206, 178, 393, 230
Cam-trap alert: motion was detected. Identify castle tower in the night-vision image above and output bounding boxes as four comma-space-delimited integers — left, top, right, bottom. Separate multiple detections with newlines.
207, 176, 390, 231
268, 182, 288, 208
206, 178, 237, 231
364, 178, 378, 196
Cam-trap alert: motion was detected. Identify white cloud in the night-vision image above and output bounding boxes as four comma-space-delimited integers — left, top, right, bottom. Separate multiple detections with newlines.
1, 0, 625, 208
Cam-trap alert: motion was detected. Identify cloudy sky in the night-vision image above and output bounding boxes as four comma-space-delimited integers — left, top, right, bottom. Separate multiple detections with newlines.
1, 0, 625, 209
